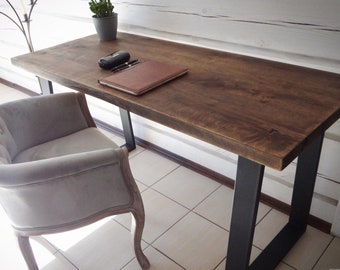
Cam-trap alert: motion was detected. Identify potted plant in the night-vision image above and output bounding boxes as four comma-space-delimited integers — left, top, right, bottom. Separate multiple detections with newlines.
89, 0, 117, 41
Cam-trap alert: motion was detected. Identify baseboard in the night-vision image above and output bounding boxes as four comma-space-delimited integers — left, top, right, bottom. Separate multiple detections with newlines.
0, 78, 40, 97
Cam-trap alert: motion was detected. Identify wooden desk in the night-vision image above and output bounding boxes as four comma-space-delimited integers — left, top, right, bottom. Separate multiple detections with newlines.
12, 33, 340, 270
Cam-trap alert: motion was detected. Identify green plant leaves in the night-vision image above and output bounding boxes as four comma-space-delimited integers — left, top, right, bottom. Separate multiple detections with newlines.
89, 0, 114, 18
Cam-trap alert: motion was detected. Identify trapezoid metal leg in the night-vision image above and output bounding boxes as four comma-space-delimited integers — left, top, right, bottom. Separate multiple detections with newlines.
37, 77, 53, 95
289, 133, 324, 230
249, 133, 325, 270
119, 108, 136, 151
226, 156, 265, 270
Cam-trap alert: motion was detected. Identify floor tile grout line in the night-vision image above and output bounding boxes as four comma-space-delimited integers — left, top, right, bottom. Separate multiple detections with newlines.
143, 188, 233, 270
149, 186, 192, 211
149, 246, 186, 270
100, 130, 286, 269
129, 149, 182, 189
147, 172, 223, 212
53, 250, 80, 270
112, 207, 190, 269
119, 243, 153, 270
130, 150, 295, 270
31, 236, 79, 269
148, 207, 193, 247
311, 235, 335, 270
255, 205, 274, 226
147, 163, 182, 188
112, 184, 232, 266
192, 210, 229, 232
192, 183, 223, 210
281, 261, 298, 270
111, 211, 188, 270
213, 256, 226, 270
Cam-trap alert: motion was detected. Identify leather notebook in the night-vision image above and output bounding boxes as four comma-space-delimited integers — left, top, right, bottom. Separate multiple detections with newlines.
98, 60, 188, 96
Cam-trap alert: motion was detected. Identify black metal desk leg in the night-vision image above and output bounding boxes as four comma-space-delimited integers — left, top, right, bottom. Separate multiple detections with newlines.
247, 133, 325, 270
226, 157, 265, 270
37, 77, 53, 95
119, 108, 136, 151
289, 133, 324, 230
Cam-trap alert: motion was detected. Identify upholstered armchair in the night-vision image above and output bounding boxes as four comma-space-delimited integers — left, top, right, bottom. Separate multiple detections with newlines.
0, 92, 150, 269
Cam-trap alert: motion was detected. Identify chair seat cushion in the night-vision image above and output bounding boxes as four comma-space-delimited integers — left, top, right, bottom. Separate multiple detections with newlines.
13, 128, 118, 163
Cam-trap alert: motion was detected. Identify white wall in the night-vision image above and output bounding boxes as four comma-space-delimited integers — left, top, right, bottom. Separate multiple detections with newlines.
1, 0, 339, 230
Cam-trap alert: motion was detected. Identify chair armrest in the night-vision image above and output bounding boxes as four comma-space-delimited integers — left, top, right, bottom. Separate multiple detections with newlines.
0, 148, 134, 230
0, 148, 121, 187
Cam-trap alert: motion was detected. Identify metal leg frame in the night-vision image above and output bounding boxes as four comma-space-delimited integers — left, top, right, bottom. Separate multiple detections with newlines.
119, 108, 136, 151
226, 133, 324, 270
226, 156, 265, 270
37, 77, 53, 95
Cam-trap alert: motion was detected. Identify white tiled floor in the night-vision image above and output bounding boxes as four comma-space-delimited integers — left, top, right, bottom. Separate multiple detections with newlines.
0, 83, 339, 269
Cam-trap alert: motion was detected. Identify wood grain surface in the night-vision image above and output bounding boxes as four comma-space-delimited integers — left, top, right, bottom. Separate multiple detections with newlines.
12, 33, 340, 170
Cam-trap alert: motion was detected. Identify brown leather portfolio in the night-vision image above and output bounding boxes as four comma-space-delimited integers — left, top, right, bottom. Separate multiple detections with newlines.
98, 60, 188, 95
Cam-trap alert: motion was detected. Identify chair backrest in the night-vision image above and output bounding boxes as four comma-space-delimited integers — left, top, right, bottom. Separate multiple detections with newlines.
0, 92, 93, 164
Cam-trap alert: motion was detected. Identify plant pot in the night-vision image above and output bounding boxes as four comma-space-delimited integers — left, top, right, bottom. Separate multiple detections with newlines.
92, 13, 118, 41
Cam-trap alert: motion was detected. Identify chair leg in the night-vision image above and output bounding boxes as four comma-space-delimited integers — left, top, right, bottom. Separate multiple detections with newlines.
131, 209, 150, 269
119, 146, 149, 269
17, 235, 39, 270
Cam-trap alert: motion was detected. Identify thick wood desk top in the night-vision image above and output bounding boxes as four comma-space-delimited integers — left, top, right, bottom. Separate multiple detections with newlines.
12, 33, 340, 170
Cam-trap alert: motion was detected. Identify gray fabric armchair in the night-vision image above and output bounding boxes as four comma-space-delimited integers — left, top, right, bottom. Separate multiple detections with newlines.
0, 92, 150, 269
